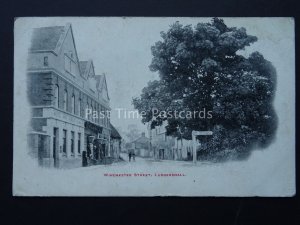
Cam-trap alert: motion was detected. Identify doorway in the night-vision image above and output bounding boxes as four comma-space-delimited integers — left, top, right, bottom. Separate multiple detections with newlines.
37, 134, 50, 167
53, 127, 59, 168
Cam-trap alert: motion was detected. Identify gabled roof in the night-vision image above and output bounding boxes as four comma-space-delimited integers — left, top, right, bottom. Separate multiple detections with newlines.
30, 23, 83, 80
95, 73, 110, 101
79, 61, 88, 75
132, 136, 150, 144
30, 23, 82, 76
95, 74, 105, 90
79, 59, 95, 80
30, 26, 65, 51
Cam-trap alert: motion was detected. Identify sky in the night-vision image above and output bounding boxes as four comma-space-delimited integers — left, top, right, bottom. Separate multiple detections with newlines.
16, 17, 294, 134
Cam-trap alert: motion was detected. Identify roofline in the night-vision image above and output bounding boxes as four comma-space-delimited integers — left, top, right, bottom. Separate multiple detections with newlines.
29, 50, 58, 56
131, 136, 150, 143
99, 73, 110, 101
54, 23, 82, 79
27, 68, 111, 110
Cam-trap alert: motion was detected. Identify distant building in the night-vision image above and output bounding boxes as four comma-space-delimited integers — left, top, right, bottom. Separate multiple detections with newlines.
151, 121, 192, 160
27, 23, 118, 168
110, 123, 122, 160
130, 132, 151, 157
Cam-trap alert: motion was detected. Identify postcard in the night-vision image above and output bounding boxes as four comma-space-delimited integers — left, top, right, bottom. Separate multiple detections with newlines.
13, 17, 295, 196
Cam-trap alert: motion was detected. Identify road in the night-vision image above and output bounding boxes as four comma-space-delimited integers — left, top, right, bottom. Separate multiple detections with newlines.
71, 152, 213, 174
118, 152, 212, 167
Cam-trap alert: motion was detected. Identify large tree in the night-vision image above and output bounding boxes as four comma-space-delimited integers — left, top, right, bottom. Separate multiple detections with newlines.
133, 18, 277, 160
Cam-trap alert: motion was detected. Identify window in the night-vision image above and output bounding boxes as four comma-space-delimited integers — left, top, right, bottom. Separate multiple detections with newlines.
106, 111, 109, 127
63, 90, 68, 111
97, 106, 100, 124
105, 111, 108, 127
107, 111, 109, 127
100, 106, 103, 125
54, 85, 59, 108
71, 131, 74, 154
78, 133, 81, 154
44, 56, 48, 66
64, 54, 76, 75
65, 55, 72, 73
91, 106, 94, 122
63, 129, 67, 154
103, 110, 106, 126
53, 127, 58, 158
78, 98, 81, 116
92, 106, 95, 122
105, 109, 108, 127
86, 103, 89, 120
71, 61, 76, 74
71, 94, 75, 114
64, 55, 71, 73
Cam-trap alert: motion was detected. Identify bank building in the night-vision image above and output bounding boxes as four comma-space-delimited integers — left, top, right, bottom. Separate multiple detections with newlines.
27, 23, 122, 168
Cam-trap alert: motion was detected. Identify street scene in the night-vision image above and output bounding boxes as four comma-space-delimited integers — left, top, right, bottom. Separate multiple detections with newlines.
24, 17, 278, 169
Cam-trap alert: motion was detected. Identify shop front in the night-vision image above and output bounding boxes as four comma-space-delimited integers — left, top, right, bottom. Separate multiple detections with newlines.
83, 121, 111, 166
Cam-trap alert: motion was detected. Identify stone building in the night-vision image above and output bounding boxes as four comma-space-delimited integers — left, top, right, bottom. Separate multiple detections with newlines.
151, 121, 192, 160
110, 123, 122, 160
129, 132, 151, 158
27, 23, 115, 168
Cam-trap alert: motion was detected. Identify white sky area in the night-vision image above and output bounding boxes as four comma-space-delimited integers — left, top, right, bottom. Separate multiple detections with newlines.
15, 17, 294, 133
13, 18, 295, 196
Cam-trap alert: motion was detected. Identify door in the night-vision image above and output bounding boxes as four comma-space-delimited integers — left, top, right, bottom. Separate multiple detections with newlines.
102, 144, 106, 157
53, 128, 59, 168
38, 135, 50, 167
38, 135, 44, 166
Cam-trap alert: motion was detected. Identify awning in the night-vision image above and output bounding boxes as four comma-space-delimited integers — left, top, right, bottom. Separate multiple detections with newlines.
110, 123, 122, 139
84, 121, 103, 134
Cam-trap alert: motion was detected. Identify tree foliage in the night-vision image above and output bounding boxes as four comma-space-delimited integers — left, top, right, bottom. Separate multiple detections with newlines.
133, 18, 277, 160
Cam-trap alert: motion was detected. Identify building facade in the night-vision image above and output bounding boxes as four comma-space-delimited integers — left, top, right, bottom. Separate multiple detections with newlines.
151, 121, 192, 160
129, 132, 151, 158
110, 123, 122, 160
27, 24, 117, 168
